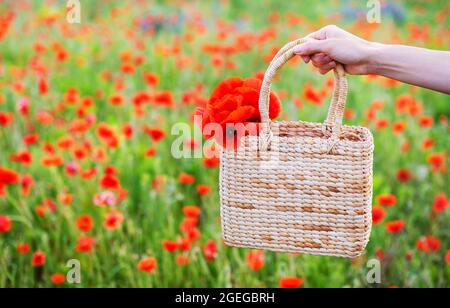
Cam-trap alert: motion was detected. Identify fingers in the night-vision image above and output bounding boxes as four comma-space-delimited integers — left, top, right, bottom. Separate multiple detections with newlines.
294, 39, 336, 74
293, 39, 331, 56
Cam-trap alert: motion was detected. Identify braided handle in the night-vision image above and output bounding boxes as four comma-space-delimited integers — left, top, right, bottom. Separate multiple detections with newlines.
258, 38, 348, 151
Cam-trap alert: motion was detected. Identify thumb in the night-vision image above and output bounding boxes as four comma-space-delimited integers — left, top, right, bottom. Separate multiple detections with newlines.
293, 40, 331, 56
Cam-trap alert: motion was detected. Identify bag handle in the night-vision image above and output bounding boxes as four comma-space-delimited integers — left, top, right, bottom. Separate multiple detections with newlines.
258, 38, 348, 151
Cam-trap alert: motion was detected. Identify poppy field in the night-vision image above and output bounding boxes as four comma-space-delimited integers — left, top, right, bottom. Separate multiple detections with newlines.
0, 0, 449, 288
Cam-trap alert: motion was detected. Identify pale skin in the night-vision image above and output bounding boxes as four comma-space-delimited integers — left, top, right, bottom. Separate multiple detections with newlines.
294, 25, 450, 95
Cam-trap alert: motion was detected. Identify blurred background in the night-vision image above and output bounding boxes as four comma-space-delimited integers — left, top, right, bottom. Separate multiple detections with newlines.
0, 0, 448, 287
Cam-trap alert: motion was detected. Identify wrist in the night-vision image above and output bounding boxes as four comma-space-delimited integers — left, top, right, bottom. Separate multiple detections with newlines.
364, 42, 386, 75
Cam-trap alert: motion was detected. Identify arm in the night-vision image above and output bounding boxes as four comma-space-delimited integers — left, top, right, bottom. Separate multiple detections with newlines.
293, 25, 450, 95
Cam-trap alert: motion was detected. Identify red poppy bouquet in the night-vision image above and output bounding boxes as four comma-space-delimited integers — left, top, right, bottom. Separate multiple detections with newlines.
196, 76, 281, 148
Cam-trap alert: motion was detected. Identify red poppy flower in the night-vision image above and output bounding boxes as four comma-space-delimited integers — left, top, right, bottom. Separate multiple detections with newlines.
421, 138, 434, 150
203, 240, 217, 262
16, 243, 30, 254
375, 248, 385, 261
432, 193, 448, 214
0, 111, 13, 127
176, 254, 190, 266
385, 220, 406, 234
76, 214, 94, 232
0, 167, 19, 186
416, 236, 441, 253
162, 240, 178, 252
427, 153, 445, 172
100, 174, 120, 190
372, 206, 386, 225
179, 172, 195, 184
0, 214, 12, 233
51, 273, 65, 285
76, 236, 95, 253
396, 169, 412, 183
103, 211, 124, 230
246, 250, 264, 271
182, 205, 201, 218
392, 121, 406, 134
445, 251, 450, 265
32, 251, 46, 267
197, 184, 211, 196
376, 194, 397, 207
144, 126, 166, 142
279, 277, 304, 288
419, 116, 433, 127
197, 77, 281, 149
138, 257, 157, 273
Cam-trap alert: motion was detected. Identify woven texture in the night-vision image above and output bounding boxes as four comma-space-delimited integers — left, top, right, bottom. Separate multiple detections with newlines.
219, 38, 374, 258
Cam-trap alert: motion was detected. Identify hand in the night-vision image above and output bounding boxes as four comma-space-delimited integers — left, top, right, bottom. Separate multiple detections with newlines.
294, 25, 376, 75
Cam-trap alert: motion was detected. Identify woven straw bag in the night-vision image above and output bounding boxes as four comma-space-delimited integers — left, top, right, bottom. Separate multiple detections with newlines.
219, 38, 374, 258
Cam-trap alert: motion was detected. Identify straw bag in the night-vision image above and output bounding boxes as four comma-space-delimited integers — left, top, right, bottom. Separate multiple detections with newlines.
219, 38, 374, 258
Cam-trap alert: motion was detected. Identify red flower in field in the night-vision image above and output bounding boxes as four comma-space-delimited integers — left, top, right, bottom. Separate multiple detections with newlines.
197, 184, 211, 196
51, 273, 65, 285
138, 257, 157, 273
203, 240, 218, 262
0, 111, 13, 127
432, 193, 448, 214
182, 205, 201, 218
279, 277, 304, 288
41, 154, 64, 167
143, 126, 166, 142
162, 240, 178, 252
0, 214, 12, 233
20, 174, 34, 196
419, 116, 433, 127
10, 150, 32, 165
372, 206, 386, 225
122, 123, 133, 139
246, 250, 264, 271
76, 236, 95, 253
0, 167, 19, 185
303, 83, 322, 105
109, 94, 124, 106
16, 243, 30, 254
385, 220, 405, 234
32, 251, 46, 267
396, 169, 412, 183
176, 254, 190, 266
376, 194, 397, 207
0, 167, 19, 197
427, 153, 445, 172
151, 175, 166, 192
154, 91, 174, 107
96, 123, 119, 148
103, 210, 124, 230
416, 236, 441, 253
180, 217, 198, 233
375, 248, 385, 261
203, 156, 220, 168
197, 77, 281, 149
145, 147, 157, 157
76, 214, 94, 232
143, 72, 159, 87
421, 137, 434, 150
392, 120, 406, 134
177, 237, 191, 252
100, 174, 120, 190
375, 118, 388, 130
178, 172, 195, 184
445, 251, 450, 265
